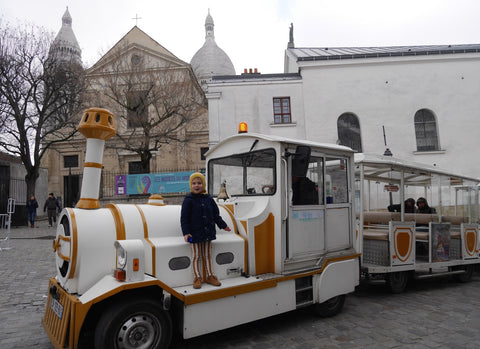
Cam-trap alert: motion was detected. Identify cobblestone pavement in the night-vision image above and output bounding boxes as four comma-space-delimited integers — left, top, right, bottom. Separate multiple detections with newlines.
1, 221, 480, 348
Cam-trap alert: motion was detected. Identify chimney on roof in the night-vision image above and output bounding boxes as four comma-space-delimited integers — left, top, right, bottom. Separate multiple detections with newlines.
242, 68, 261, 75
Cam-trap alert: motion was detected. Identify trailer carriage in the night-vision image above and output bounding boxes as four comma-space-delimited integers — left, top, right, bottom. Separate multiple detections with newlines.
355, 153, 480, 293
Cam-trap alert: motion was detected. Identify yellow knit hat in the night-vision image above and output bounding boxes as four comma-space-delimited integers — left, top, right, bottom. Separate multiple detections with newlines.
189, 172, 206, 194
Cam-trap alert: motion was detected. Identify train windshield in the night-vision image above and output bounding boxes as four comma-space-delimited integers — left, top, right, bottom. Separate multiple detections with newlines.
208, 148, 276, 197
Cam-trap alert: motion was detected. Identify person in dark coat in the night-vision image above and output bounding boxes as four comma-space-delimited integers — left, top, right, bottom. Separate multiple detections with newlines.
416, 197, 436, 214
292, 176, 319, 205
26, 194, 39, 228
44, 193, 60, 227
388, 198, 416, 213
181, 172, 231, 289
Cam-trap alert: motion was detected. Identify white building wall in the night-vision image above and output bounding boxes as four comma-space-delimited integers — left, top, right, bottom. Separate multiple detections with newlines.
298, 54, 480, 176
207, 53, 480, 178
207, 80, 305, 145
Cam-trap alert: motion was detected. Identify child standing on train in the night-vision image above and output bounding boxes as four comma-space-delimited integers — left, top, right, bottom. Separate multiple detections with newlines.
181, 172, 231, 289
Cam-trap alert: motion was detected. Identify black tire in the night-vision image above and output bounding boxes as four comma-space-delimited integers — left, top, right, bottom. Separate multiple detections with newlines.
454, 265, 474, 283
387, 271, 408, 294
313, 295, 346, 318
94, 299, 172, 349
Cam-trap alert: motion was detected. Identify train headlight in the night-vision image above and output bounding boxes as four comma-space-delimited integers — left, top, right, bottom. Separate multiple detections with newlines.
115, 241, 127, 269
113, 240, 145, 282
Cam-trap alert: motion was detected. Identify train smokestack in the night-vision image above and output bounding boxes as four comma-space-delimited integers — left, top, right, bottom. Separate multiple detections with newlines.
76, 108, 116, 209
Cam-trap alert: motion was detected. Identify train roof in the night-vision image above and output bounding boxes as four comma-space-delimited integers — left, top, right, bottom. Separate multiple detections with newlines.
206, 133, 353, 158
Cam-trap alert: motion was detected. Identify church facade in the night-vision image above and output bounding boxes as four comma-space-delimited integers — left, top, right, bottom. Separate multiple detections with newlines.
43, 9, 229, 205
207, 31, 480, 178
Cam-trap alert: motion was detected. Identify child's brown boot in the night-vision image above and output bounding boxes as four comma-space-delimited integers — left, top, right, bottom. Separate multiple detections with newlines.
193, 277, 202, 289
206, 275, 221, 287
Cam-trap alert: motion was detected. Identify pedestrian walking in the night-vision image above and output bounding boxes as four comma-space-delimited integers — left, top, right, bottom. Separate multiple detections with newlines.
26, 194, 39, 228
44, 193, 60, 227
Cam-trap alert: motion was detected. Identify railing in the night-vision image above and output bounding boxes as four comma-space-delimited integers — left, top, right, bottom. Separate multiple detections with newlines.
0, 198, 15, 251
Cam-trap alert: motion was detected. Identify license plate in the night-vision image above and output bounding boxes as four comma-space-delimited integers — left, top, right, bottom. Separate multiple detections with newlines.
50, 297, 64, 319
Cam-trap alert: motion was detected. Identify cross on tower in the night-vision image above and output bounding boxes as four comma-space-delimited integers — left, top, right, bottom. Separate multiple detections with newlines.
132, 14, 142, 26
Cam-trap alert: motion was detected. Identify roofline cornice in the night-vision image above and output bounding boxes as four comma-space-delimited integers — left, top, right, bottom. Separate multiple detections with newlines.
289, 44, 480, 63
297, 48, 480, 62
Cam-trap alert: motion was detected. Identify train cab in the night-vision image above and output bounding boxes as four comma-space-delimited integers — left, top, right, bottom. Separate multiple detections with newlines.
206, 133, 358, 276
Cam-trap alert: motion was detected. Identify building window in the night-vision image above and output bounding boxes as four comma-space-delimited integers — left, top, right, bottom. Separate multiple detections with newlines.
337, 113, 362, 153
273, 97, 291, 124
127, 91, 148, 128
414, 109, 439, 151
129, 161, 149, 174
200, 147, 209, 160
131, 54, 142, 66
63, 155, 79, 168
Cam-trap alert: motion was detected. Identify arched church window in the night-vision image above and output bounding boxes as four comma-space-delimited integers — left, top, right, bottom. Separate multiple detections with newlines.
337, 112, 362, 152
414, 109, 439, 151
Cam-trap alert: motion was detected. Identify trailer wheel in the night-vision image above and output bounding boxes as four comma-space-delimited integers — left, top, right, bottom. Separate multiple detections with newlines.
387, 271, 408, 294
454, 265, 474, 283
94, 299, 172, 349
313, 295, 345, 318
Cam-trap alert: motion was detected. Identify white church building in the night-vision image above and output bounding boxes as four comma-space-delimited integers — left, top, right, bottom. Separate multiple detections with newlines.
207, 27, 480, 178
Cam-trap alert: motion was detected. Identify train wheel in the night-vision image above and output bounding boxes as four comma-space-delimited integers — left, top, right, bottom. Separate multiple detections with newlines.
313, 295, 345, 318
454, 265, 474, 283
387, 271, 408, 294
94, 299, 172, 349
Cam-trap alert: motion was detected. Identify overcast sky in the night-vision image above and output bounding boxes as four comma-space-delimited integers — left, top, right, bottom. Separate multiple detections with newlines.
3, 0, 480, 73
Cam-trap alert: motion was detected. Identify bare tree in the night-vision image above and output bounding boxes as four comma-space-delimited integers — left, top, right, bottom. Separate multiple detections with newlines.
0, 21, 86, 198
87, 47, 207, 173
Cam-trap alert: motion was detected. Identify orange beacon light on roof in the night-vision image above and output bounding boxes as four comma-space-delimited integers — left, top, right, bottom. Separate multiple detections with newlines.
238, 122, 248, 133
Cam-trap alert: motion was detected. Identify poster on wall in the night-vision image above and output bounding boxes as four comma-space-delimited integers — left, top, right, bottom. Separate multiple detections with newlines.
430, 223, 450, 262
116, 175, 126, 195
116, 172, 194, 195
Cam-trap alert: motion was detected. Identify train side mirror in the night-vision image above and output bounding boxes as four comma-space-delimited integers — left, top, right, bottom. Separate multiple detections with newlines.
290, 146, 311, 177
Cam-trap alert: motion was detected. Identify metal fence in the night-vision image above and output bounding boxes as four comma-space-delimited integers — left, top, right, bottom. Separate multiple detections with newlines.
10, 178, 26, 205
0, 178, 27, 227
0, 177, 26, 211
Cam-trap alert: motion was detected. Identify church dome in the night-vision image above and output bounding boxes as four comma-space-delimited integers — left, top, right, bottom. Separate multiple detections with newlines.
191, 10, 235, 88
50, 7, 82, 65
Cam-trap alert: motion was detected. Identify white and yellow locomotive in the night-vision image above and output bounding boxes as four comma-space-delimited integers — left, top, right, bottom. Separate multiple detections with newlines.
43, 108, 360, 348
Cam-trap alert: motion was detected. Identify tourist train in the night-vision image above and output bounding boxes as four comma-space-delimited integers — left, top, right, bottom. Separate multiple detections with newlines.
43, 108, 479, 348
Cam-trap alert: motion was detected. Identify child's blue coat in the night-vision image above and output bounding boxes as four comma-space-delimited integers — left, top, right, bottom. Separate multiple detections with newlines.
180, 193, 228, 243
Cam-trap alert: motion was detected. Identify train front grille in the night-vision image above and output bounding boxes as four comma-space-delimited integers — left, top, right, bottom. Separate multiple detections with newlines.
42, 278, 75, 349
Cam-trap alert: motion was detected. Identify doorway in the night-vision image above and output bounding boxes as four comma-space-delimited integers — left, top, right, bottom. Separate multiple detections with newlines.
63, 175, 80, 208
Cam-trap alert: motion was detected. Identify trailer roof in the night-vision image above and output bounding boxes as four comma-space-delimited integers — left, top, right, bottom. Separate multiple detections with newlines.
355, 153, 480, 185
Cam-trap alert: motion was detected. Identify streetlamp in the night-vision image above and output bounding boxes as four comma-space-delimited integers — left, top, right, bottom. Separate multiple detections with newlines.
383, 148, 393, 207
382, 126, 393, 206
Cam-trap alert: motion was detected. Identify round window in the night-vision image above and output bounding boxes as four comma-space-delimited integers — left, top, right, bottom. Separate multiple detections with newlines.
131, 54, 142, 65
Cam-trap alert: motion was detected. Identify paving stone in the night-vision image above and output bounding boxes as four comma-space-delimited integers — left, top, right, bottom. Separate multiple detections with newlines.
2, 222, 480, 348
